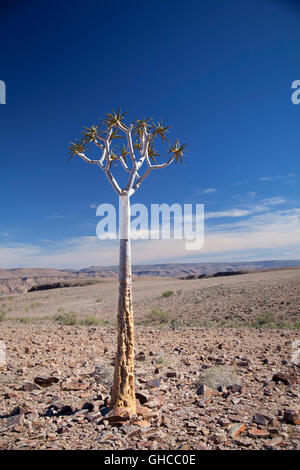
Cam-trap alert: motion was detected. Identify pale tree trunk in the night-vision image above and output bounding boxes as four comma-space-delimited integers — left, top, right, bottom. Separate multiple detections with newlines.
110, 194, 136, 413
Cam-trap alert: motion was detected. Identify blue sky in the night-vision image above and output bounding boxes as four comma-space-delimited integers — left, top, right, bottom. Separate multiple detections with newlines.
0, 0, 299, 268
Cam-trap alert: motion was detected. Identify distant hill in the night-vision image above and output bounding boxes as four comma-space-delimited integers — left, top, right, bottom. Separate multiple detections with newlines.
0, 259, 300, 295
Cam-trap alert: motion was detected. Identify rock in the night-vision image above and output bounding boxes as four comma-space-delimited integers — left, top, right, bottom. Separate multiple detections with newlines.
11, 406, 27, 416
135, 352, 146, 361
196, 384, 214, 398
229, 414, 245, 423
98, 430, 114, 442
34, 376, 59, 388
283, 410, 299, 425
196, 444, 209, 450
85, 411, 102, 423
147, 377, 161, 388
122, 425, 141, 437
236, 360, 249, 367
136, 403, 158, 419
228, 384, 244, 394
136, 420, 151, 428
166, 371, 177, 378
100, 406, 110, 417
59, 405, 75, 416
228, 423, 246, 438
264, 436, 284, 449
253, 414, 269, 426
6, 413, 24, 429
233, 437, 253, 447
106, 407, 131, 426
22, 382, 40, 392
272, 373, 296, 386
62, 378, 90, 391
248, 427, 270, 438
57, 425, 69, 434
26, 411, 39, 422
135, 391, 149, 405
145, 396, 165, 409
4, 391, 17, 399
81, 402, 94, 412
217, 418, 231, 427
49, 399, 65, 410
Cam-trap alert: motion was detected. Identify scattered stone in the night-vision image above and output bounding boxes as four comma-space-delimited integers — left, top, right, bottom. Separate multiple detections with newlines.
81, 402, 94, 412
196, 384, 214, 398
6, 413, 24, 429
136, 403, 158, 419
135, 352, 146, 361
264, 436, 284, 449
248, 427, 270, 438
98, 430, 114, 442
228, 384, 245, 394
135, 391, 149, 405
59, 405, 75, 416
34, 376, 59, 387
147, 377, 161, 388
283, 410, 299, 425
22, 382, 40, 392
228, 423, 246, 439
272, 373, 296, 386
106, 407, 131, 426
166, 371, 177, 378
62, 378, 90, 391
253, 414, 269, 426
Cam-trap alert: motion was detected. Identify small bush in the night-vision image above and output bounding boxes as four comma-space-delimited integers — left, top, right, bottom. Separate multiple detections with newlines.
143, 307, 169, 324
196, 365, 241, 390
170, 317, 182, 329
18, 317, 30, 324
162, 290, 174, 298
54, 312, 77, 325
0, 309, 6, 322
95, 298, 102, 303
156, 352, 166, 364
254, 313, 276, 328
92, 363, 114, 387
80, 316, 101, 326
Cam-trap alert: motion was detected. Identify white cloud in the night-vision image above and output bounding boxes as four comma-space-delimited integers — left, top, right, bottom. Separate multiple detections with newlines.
258, 174, 296, 182
0, 205, 299, 268
201, 188, 217, 194
206, 209, 251, 219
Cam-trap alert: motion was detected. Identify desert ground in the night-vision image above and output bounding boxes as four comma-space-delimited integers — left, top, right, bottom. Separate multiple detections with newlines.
0, 268, 299, 450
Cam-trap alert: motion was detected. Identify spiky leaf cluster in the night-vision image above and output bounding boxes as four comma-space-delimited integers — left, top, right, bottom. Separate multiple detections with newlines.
68, 140, 89, 161
104, 107, 127, 129
168, 139, 187, 163
68, 107, 187, 167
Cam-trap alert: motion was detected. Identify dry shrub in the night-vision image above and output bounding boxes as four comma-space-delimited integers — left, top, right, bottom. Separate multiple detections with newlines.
196, 365, 241, 390
91, 363, 114, 387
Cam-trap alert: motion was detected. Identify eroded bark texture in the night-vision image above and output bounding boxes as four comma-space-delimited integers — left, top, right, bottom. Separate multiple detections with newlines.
110, 195, 136, 413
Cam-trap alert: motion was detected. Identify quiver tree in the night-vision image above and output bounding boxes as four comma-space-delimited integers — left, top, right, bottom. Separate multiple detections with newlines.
69, 108, 186, 414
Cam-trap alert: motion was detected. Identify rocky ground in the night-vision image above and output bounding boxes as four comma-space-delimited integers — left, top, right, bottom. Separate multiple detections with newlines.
0, 268, 299, 450
0, 325, 299, 450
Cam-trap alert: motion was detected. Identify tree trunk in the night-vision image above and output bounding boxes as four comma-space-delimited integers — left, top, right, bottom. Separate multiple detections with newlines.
110, 194, 136, 413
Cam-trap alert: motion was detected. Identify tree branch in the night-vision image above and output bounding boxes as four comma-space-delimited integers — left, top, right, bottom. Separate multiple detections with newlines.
77, 153, 100, 164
